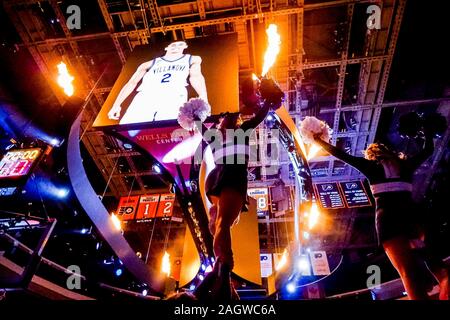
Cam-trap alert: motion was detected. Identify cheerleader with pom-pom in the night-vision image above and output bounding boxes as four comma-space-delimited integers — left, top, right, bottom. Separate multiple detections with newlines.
300, 116, 448, 300
178, 78, 284, 301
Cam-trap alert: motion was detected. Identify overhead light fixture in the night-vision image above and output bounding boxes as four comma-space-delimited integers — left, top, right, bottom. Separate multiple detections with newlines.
123, 143, 133, 150
50, 138, 60, 147
56, 188, 69, 198
286, 282, 296, 293
152, 164, 162, 174
297, 256, 310, 273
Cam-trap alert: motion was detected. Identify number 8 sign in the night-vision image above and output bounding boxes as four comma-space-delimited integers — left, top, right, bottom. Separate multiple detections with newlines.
247, 188, 269, 216
156, 194, 175, 217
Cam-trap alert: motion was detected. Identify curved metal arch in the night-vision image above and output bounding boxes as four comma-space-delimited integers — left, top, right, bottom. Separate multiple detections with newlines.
67, 112, 164, 295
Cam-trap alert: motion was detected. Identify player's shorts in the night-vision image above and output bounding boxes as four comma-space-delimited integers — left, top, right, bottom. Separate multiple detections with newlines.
119, 88, 187, 124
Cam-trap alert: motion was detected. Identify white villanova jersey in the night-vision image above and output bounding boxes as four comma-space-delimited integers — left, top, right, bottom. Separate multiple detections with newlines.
120, 54, 192, 124
137, 54, 191, 93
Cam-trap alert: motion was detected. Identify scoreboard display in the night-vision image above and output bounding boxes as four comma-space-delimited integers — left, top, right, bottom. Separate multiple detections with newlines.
0, 148, 42, 178
0, 148, 43, 190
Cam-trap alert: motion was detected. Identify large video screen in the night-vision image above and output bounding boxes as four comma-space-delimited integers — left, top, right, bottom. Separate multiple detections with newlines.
93, 34, 239, 128
0, 148, 42, 179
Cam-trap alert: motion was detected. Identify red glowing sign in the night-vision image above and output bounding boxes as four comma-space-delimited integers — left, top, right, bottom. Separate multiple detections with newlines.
136, 194, 160, 220
0, 148, 42, 179
116, 195, 140, 221
156, 194, 175, 217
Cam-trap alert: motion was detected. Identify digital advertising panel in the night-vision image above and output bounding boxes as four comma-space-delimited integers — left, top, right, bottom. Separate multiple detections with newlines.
0, 148, 43, 189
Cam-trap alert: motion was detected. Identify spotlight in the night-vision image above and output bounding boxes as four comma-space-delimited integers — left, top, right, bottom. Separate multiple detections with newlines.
265, 113, 276, 128
142, 289, 148, 296
96, 242, 101, 250
297, 257, 310, 272
198, 274, 204, 281
189, 284, 196, 291
201, 264, 206, 271
50, 138, 60, 147
205, 265, 213, 273
286, 283, 296, 293
115, 268, 123, 277
80, 228, 89, 234
303, 231, 310, 240
152, 164, 162, 174
56, 188, 69, 198
123, 143, 133, 150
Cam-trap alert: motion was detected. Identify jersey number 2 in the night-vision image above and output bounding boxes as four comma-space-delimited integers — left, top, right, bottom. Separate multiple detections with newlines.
161, 73, 171, 83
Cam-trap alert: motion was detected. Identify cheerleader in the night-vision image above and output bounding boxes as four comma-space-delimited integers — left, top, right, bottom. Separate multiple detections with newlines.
300, 116, 448, 300
178, 78, 284, 301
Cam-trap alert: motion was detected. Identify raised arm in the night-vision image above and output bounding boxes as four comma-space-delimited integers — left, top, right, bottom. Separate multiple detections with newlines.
241, 78, 284, 130
189, 56, 208, 103
108, 61, 153, 120
240, 102, 271, 131
314, 137, 373, 174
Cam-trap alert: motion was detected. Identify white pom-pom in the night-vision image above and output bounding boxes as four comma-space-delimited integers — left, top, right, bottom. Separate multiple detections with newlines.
299, 116, 332, 144
177, 98, 211, 130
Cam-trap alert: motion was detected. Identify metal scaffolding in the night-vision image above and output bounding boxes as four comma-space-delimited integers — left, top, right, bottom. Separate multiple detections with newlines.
2, 0, 413, 255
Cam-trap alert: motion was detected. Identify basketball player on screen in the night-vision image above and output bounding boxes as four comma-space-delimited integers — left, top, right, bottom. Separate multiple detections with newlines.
108, 41, 208, 124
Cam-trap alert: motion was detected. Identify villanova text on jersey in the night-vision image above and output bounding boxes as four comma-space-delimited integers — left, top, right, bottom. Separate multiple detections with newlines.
152, 63, 187, 74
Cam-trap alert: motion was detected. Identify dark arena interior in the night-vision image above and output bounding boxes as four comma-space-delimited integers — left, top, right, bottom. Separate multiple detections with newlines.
0, 0, 449, 307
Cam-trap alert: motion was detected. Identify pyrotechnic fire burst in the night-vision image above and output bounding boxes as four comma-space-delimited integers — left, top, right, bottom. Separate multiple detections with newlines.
161, 251, 171, 276
261, 24, 281, 77
57, 62, 74, 96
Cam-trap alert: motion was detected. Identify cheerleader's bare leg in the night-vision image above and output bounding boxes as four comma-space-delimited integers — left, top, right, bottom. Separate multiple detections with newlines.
213, 188, 244, 270
383, 236, 430, 300
193, 197, 219, 300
